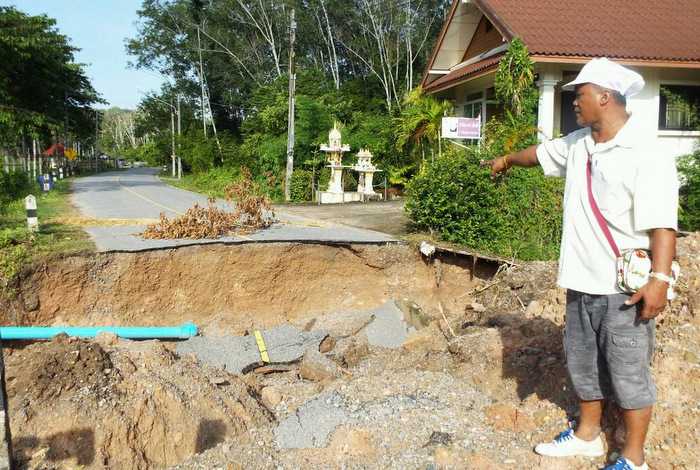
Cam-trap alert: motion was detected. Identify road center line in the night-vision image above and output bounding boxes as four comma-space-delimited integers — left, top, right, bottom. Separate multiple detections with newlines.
117, 175, 184, 215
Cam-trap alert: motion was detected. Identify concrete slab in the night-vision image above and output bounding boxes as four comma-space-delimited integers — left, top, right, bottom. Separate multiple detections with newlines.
176, 325, 327, 374
274, 391, 348, 449
364, 300, 416, 349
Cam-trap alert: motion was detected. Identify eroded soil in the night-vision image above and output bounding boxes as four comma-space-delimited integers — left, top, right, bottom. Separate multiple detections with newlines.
0, 236, 699, 469
4, 243, 479, 333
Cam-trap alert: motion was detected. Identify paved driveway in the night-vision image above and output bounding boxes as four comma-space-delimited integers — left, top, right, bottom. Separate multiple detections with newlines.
71, 168, 399, 252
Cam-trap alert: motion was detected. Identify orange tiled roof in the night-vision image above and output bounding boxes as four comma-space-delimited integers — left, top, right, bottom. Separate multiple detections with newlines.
477, 0, 700, 63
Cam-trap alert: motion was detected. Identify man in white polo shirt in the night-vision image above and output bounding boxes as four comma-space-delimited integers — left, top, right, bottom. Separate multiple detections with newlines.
484, 58, 679, 470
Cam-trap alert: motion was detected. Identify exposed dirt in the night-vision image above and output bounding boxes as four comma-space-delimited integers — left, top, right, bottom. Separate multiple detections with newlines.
6, 336, 272, 469
3, 243, 480, 334
0, 235, 698, 469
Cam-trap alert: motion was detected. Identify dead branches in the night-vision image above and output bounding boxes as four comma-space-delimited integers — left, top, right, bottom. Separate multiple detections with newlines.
142, 167, 275, 240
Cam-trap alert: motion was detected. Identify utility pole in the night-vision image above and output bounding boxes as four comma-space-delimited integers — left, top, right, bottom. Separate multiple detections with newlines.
170, 101, 176, 177
95, 110, 100, 172
32, 138, 36, 180
284, 8, 297, 202
177, 95, 182, 180
197, 26, 207, 139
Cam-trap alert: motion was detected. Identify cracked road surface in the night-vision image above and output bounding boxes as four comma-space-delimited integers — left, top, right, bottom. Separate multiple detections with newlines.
70, 168, 399, 251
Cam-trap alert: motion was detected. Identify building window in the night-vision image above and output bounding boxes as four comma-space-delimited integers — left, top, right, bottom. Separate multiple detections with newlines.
462, 88, 501, 123
560, 90, 582, 135
659, 84, 700, 131
463, 102, 480, 118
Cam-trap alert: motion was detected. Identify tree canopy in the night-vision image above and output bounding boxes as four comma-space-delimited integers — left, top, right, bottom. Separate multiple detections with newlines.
124, 0, 452, 185
0, 6, 101, 149
127, 0, 449, 130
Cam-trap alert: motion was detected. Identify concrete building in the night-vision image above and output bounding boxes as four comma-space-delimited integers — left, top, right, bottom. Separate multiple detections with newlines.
422, 0, 700, 156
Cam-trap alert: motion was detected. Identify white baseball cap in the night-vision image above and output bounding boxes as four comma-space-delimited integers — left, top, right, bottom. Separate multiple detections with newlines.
562, 57, 645, 98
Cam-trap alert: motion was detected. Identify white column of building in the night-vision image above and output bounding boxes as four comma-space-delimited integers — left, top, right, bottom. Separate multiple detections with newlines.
537, 70, 562, 142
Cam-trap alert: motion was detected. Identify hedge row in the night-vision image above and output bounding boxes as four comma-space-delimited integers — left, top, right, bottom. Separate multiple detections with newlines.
405, 147, 564, 261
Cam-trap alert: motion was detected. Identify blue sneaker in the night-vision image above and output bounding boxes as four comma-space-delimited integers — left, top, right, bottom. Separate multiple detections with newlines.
534, 427, 604, 457
603, 457, 649, 470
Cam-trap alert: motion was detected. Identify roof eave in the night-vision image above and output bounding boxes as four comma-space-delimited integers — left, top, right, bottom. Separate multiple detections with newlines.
424, 63, 500, 95
420, 0, 462, 88
531, 54, 700, 69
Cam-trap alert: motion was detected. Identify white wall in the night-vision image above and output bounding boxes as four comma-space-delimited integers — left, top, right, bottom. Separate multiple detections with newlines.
546, 64, 699, 158
627, 67, 660, 134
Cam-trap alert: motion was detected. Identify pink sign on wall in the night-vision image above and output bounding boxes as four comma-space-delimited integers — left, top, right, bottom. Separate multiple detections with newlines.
442, 116, 481, 139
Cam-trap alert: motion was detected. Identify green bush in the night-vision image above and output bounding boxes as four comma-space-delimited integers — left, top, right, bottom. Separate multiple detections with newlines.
678, 150, 700, 231
343, 170, 358, 192
405, 147, 563, 260
189, 166, 240, 196
0, 172, 31, 212
290, 169, 313, 202
178, 131, 222, 173
123, 137, 170, 166
318, 167, 331, 191
0, 226, 31, 283
404, 39, 562, 260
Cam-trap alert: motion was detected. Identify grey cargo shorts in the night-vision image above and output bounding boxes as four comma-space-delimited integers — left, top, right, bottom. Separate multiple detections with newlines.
564, 290, 656, 409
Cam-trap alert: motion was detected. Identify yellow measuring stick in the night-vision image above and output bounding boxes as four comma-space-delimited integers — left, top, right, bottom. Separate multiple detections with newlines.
254, 330, 270, 363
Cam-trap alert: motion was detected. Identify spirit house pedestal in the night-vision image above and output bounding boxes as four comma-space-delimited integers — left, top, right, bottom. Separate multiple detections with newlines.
315, 125, 383, 204
353, 148, 381, 200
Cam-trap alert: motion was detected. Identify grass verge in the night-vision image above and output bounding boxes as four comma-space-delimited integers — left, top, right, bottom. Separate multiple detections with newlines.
0, 179, 94, 295
159, 169, 238, 200
159, 166, 284, 202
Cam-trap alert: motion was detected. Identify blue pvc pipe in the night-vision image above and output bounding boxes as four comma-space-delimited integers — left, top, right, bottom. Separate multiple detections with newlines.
0, 322, 198, 340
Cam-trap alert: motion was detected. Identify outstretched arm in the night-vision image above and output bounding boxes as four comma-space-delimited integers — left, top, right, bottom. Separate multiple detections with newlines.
480, 144, 540, 177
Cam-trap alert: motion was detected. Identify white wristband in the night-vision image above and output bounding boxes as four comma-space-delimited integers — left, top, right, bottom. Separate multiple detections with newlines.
649, 271, 675, 285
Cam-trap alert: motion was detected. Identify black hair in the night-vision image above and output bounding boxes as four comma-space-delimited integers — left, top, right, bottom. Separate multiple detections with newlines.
610, 90, 627, 106
587, 83, 627, 107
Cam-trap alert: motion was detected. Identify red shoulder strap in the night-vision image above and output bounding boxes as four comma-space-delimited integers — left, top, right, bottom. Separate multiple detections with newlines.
586, 155, 621, 258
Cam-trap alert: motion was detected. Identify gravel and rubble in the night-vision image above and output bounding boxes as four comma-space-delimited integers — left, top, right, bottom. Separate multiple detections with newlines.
4, 233, 700, 469
168, 233, 700, 470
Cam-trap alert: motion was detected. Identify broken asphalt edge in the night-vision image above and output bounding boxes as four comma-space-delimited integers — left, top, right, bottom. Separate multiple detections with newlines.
97, 238, 407, 255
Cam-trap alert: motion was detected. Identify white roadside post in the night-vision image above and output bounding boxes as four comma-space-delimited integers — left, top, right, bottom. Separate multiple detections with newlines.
42, 174, 50, 192
58, 167, 64, 180
25, 195, 38, 232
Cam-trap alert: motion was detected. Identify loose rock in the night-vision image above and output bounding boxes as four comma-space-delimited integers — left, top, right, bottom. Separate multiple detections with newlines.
299, 348, 343, 382
331, 335, 370, 368
261, 386, 282, 408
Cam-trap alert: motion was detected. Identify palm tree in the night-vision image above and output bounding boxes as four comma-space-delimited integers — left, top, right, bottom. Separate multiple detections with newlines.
394, 86, 453, 164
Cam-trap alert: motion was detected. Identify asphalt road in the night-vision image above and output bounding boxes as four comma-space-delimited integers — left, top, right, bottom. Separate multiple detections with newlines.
71, 168, 399, 252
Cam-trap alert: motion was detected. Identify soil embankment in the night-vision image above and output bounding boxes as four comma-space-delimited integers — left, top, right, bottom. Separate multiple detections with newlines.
4, 243, 479, 333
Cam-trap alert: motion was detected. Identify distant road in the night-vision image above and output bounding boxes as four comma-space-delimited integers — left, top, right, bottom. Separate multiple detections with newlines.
71, 167, 216, 220
70, 168, 399, 252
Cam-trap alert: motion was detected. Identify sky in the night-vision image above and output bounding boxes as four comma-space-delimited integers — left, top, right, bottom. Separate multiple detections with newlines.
9, 0, 165, 109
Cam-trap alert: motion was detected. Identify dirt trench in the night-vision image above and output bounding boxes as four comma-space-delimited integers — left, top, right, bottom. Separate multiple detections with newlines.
0, 242, 484, 469
4, 243, 482, 333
